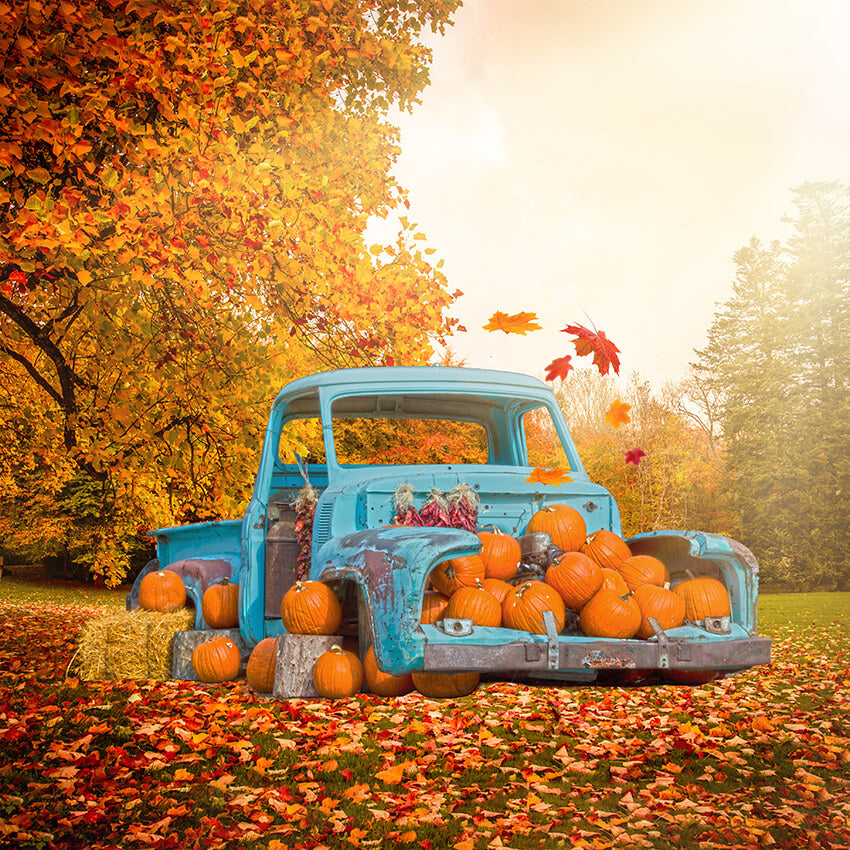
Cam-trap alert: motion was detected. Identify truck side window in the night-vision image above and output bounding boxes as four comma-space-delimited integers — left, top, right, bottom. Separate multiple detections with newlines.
279, 417, 326, 464
522, 407, 571, 469
333, 417, 488, 466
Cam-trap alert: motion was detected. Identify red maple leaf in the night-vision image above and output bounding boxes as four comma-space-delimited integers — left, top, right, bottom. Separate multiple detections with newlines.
561, 322, 621, 375
544, 355, 573, 382
624, 447, 646, 465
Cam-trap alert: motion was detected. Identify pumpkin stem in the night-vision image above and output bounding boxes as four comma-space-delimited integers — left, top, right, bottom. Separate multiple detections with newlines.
330, 644, 343, 653
474, 578, 485, 589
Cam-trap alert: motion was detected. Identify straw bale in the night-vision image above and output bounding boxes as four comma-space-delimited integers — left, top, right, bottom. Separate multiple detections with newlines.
74, 607, 195, 681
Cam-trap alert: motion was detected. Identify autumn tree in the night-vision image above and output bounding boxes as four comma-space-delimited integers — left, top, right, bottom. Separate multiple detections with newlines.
695, 182, 850, 589
0, 0, 462, 583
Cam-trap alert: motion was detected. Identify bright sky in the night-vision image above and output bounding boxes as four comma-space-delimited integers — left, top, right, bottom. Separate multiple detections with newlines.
379, 0, 850, 387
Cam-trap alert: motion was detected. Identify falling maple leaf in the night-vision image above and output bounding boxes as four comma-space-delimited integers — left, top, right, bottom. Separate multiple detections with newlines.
561, 321, 621, 374
624, 447, 646, 465
544, 355, 573, 382
605, 398, 631, 429
525, 466, 573, 486
482, 311, 542, 334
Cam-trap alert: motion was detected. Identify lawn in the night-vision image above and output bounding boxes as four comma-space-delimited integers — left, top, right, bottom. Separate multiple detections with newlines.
0, 568, 847, 849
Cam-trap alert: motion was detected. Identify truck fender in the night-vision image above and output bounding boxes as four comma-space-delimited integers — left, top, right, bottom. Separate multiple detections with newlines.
313, 526, 481, 676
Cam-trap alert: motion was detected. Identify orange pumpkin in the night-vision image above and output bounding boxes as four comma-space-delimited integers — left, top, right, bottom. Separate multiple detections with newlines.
280, 580, 342, 635
445, 579, 501, 627
201, 578, 239, 629
192, 636, 241, 684
477, 528, 521, 580
246, 637, 278, 693
545, 551, 603, 612
632, 584, 686, 639
617, 555, 667, 592
312, 645, 363, 699
502, 581, 565, 634
600, 567, 629, 595
580, 529, 631, 569
138, 569, 186, 612
421, 590, 450, 624
363, 645, 414, 697
412, 670, 480, 698
579, 589, 641, 639
673, 574, 731, 621
526, 504, 587, 552
480, 577, 514, 605
429, 554, 486, 597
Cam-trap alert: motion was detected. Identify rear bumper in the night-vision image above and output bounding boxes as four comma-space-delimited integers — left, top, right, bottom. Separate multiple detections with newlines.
423, 635, 771, 676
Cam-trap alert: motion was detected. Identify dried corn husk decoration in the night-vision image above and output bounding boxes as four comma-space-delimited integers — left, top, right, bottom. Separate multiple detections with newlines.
448, 483, 480, 531
392, 482, 422, 526
71, 608, 195, 681
294, 483, 319, 580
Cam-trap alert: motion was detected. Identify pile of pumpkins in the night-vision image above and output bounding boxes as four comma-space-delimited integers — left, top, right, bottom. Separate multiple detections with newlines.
422, 502, 732, 645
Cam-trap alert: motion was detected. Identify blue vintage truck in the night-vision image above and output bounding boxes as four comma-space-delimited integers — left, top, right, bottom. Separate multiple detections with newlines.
129, 366, 770, 684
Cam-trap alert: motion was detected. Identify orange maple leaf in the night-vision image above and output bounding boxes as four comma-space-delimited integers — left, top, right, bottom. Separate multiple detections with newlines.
525, 466, 573, 486
561, 321, 621, 375
482, 310, 542, 334
544, 355, 573, 382
605, 398, 631, 429
374, 761, 408, 783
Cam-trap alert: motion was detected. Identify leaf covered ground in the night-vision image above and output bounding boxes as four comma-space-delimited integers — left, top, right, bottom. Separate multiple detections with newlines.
0, 597, 848, 849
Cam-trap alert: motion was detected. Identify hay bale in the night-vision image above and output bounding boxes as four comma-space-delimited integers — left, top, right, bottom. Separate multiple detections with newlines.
73, 607, 195, 681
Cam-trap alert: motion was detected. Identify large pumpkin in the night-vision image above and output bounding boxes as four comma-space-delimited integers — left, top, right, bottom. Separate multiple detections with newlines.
480, 577, 514, 605
421, 590, 450, 624
363, 645, 414, 697
429, 554, 486, 597
600, 567, 629, 595
579, 589, 641, 639
445, 579, 502, 627
502, 581, 565, 635
526, 504, 586, 552
617, 555, 667, 592
202, 578, 239, 629
632, 584, 686, 639
580, 529, 631, 569
192, 636, 241, 684
280, 580, 342, 635
139, 569, 186, 612
246, 637, 278, 693
673, 574, 731, 621
411, 671, 480, 698
545, 551, 603, 612
477, 528, 521, 580
312, 645, 363, 699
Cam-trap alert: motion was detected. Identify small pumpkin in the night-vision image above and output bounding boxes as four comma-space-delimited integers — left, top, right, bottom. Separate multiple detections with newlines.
580, 529, 631, 569
445, 579, 501, 627
579, 589, 641, 639
192, 636, 241, 684
411, 670, 480, 698
480, 577, 514, 605
312, 644, 363, 699
673, 573, 731, 621
502, 581, 565, 635
201, 578, 239, 629
363, 645, 414, 697
421, 590, 451, 624
138, 569, 186, 612
477, 527, 521, 580
525, 504, 587, 552
617, 555, 667, 592
280, 580, 342, 635
545, 551, 603, 612
632, 584, 686, 639
429, 554, 486, 597
246, 637, 278, 693
600, 567, 629, 595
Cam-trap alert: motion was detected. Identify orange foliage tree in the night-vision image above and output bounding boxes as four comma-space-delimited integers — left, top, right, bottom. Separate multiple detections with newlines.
0, 0, 461, 582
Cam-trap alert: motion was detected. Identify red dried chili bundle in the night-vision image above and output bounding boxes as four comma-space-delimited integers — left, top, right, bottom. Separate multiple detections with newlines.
294, 483, 318, 579
419, 488, 452, 527
392, 483, 422, 526
448, 483, 479, 532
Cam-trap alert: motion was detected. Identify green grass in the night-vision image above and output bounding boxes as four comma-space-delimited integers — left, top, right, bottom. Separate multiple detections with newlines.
759, 591, 850, 631
0, 565, 129, 607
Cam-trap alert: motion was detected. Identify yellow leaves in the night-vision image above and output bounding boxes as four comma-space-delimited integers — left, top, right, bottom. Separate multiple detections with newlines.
173, 768, 193, 781
525, 466, 572, 486
374, 759, 413, 783
605, 398, 631, 429
27, 166, 51, 184
482, 310, 542, 335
